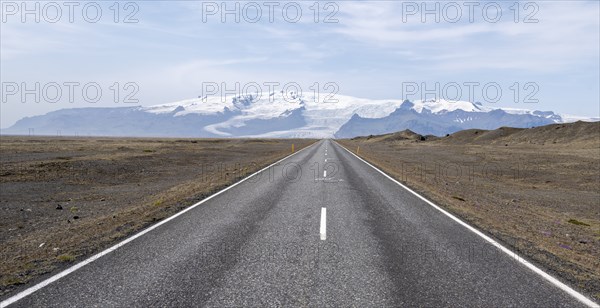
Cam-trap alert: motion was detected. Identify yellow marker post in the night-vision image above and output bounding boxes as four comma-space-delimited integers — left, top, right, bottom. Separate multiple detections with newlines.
292, 144, 295, 153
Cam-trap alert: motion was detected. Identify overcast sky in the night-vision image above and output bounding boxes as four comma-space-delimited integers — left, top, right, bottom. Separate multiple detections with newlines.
1, 0, 599, 128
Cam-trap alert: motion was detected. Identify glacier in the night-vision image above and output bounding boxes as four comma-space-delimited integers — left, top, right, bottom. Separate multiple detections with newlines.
2, 92, 597, 138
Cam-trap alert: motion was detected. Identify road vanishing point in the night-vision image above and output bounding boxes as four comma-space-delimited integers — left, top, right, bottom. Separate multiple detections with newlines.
2, 140, 597, 307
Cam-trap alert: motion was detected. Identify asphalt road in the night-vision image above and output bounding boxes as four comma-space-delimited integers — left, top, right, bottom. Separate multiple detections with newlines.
3, 140, 594, 307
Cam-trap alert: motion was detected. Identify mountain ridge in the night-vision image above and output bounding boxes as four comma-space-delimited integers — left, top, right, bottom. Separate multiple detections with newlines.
2, 93, 597, 138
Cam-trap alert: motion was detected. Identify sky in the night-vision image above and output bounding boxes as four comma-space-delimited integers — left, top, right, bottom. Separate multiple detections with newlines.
1, 0, 599, 128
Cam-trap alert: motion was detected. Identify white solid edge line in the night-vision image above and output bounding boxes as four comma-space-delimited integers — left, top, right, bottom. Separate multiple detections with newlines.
333, 141, 599, 308
320, 207, 327, 240
0, 141, 320, 308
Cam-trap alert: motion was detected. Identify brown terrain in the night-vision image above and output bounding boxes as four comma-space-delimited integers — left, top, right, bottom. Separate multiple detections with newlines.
338, 121, 600, 301
0, 137, 314, 297
1, 122, 598, 301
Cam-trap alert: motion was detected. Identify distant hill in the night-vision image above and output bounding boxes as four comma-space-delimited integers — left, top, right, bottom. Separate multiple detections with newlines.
441, 121, 600, 145
344, 121, 600, 146
350, 129, 438, 143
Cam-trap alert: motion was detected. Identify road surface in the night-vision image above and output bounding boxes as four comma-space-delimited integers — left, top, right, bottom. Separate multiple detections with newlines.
2, 140, 595, 307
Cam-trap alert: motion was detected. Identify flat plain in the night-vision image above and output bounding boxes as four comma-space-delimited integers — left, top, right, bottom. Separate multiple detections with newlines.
338, 121, 600, 301
0, 136, 314, 296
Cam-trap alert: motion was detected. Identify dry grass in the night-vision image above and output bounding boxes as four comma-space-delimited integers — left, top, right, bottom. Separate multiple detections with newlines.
338, 121, 600, 301
0, 136, 314, 296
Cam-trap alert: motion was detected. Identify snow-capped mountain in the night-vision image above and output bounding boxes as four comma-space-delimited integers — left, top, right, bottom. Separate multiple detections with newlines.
334, 99, 577, 138
2, 92, 596, 138
139, 92, 405, 138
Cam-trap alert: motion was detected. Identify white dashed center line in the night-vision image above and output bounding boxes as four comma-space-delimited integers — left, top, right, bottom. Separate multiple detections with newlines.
323, 170, 327, 178
320, 207, 327, 240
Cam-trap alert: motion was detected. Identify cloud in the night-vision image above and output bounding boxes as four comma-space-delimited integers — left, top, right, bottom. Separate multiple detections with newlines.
333, 1, 600, 72
1, 0, 598, 127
